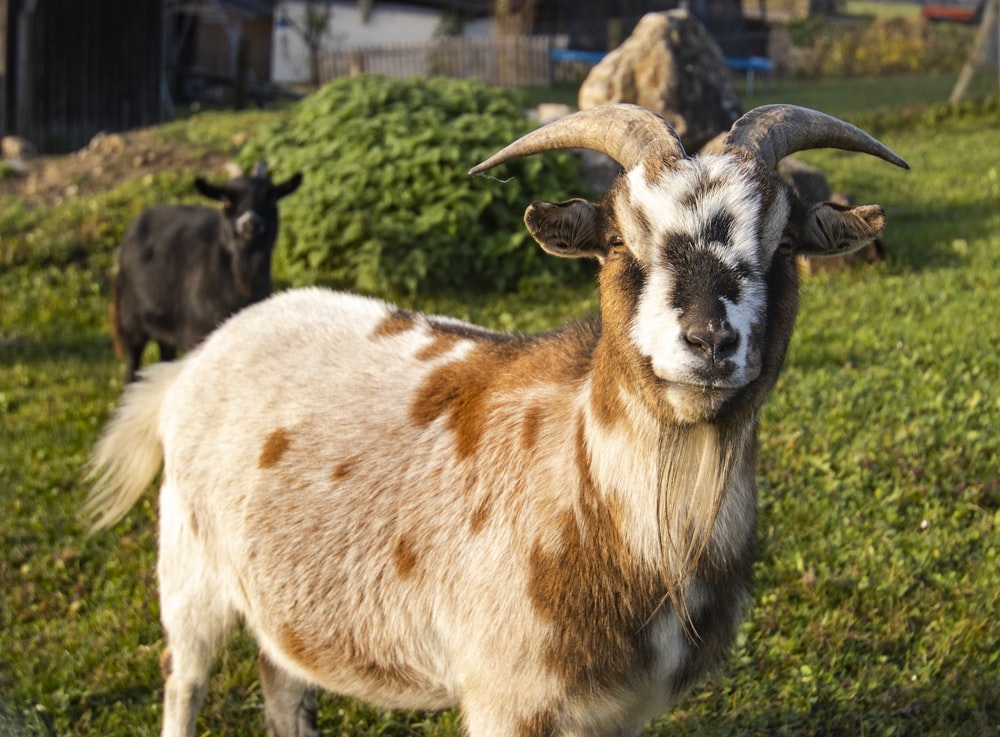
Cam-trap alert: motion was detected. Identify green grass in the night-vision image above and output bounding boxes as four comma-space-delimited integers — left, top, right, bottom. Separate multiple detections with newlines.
845, 1, 923, 20
740, 71, 1000, 112
2, 78, 998, 736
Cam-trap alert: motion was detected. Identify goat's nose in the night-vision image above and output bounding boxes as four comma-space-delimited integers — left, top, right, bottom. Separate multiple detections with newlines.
236, 213, 265, 239
684, 323, 738, 359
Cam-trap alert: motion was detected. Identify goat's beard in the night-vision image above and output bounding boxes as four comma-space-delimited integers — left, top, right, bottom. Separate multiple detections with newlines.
653, 420, 750, 638
665, 384, 737, 424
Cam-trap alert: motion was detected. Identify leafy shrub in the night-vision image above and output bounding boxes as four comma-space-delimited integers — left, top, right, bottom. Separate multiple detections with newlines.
783, 16, 975, 79
240, 75, 593, 297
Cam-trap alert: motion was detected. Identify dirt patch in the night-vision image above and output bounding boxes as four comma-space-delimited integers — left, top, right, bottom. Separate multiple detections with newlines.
1, 128, 240, 209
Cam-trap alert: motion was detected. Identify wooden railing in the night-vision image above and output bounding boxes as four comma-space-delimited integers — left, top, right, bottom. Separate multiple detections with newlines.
319, 36, 571, 87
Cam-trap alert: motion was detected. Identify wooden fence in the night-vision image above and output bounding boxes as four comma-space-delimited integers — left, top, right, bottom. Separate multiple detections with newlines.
319, 36, 566, 87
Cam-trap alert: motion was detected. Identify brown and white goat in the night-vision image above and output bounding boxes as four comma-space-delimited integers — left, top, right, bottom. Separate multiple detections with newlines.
85, 104, 907, 737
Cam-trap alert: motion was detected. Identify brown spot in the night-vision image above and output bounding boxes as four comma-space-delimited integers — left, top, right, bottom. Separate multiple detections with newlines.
159, 647, 172, 679
332, 457, 358, 482
414, 332, 462, 361
469, 500, 491, 534
281, 623, 324, 673
515, 710, 556, 737
393, 536, 419, 579
259, 428, 291, 469
371, 309, 417, 339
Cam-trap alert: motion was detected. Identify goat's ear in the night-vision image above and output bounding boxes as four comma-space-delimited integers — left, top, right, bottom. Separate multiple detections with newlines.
524, 199, 605, 260
796, 202, 887, 257
271, 172, 303, 201
194, 178, 226, 202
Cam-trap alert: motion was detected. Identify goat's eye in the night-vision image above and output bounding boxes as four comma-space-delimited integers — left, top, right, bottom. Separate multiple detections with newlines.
609, 236, 627, 255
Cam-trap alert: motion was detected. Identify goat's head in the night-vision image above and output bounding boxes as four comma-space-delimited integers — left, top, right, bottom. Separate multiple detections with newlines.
471, 104, 907, 424
195, 162, 303, 298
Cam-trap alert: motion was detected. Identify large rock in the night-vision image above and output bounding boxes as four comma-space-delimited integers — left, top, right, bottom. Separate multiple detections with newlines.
578, 10, 742, 152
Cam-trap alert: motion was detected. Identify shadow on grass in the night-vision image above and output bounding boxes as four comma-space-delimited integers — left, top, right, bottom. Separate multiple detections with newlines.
0, 334, 115, 370
667, 668, 1000, 735
0, 698, 55, 737
884, 200, 998, 273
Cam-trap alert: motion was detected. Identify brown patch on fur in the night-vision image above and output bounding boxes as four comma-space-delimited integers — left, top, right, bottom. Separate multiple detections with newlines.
393, 536, 420, 579
589, 255, 650, 427
259, 428, 291, 469
410, 325, 596, 461
515, 710, 557, 737
642, 152, 677, 187
159, 647, 172, 679
520, 405, 545, 450
280, 623, 444, 699
527, 416, 663, 693
331, 456, 359, 481
469, 500, 491, 534
371, 309, 417, 339
281, 623, 324, 674
414, 331, 462, 361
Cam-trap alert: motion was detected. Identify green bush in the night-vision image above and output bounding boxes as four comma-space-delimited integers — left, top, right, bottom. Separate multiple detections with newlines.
240, 75, 593, 297
784, 16, 975, 79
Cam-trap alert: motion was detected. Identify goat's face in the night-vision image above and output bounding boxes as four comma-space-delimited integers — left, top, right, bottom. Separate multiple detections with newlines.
195, 164, 303, 298
617, 156, 785, 420
472, 104, 907, 423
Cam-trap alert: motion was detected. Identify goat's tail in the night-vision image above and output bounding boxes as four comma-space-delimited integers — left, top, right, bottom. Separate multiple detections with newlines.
83, 360, 184, 532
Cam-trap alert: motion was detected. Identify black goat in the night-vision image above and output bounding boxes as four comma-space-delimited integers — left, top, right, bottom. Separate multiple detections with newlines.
111, 162, 302, 382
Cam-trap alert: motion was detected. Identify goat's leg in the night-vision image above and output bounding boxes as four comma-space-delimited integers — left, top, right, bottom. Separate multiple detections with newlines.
123, 340, 146, 384
258, 652, 318, 737
158, 343, 177, 363
159, 641, 211, 737
157, 481, 235, 737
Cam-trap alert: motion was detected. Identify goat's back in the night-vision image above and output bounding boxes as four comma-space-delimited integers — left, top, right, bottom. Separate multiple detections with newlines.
116, 205, 247, 351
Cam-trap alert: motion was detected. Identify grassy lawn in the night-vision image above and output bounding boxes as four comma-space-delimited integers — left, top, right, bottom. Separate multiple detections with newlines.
2, 77, 998, 736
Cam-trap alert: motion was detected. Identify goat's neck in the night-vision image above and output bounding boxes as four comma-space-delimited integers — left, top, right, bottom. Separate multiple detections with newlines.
583, 341, 759, 589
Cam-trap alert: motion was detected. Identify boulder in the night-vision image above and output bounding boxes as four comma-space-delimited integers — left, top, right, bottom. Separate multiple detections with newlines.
578, 9, 742, 153
1, 135, 37, 160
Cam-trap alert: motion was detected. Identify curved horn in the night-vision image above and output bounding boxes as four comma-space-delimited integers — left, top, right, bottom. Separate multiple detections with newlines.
724, 104, 909, 171
469, 103, 686, 176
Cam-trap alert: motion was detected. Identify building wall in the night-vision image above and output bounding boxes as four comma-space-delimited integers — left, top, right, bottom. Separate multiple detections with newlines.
4, 0, 162, 152
272, 0, 489, 83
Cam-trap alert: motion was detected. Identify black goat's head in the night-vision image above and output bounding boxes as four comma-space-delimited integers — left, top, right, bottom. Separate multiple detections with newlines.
195, 162, 303, 297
